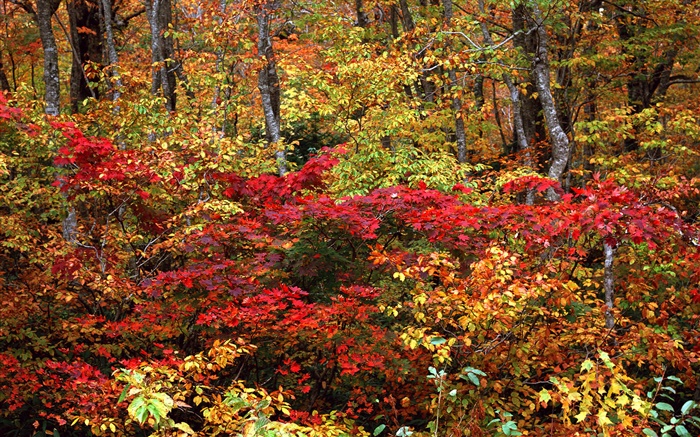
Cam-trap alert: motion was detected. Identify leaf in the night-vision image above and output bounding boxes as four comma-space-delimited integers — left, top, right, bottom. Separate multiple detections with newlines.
655, 402, 674, 412
675, 425, 691, 437
117, 383, 131, 403
538, 388, 551, 404
466, 372, 480, 386
173, 422, 195, 435
681, 400, 696, 415
430, 337, 446, 345
642, 429, 658, 437
373, 424, 386, 436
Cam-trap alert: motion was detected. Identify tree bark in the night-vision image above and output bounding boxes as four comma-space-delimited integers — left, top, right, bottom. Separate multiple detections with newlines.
67, 0, 101, 112
477, 0, 529, 160
531, 5, 571, 200
0, 56, 10, 91
36, 0, 62, 116
442, 0, 467, 163
354, 0, 368, 27
512, 4, 546, 166
256, 1, 286, 176
146, 0, 176, 111
603, 242, 615, 330
100, 0, 122, 106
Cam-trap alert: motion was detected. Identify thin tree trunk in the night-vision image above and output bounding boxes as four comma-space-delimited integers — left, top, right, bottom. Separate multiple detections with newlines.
67, 0, 101, 112
36, 0, 61, 116
355, 0, 368, 27
603, 242, 615, 330
531, 5, 570, 200
146, 0, 175, 111
256, 1, 286, 176
101, 0, 122, 107
399, 0, 415, 31
477, 1, 529, 157
0, 56, 10, 91
442, 0, 467, 163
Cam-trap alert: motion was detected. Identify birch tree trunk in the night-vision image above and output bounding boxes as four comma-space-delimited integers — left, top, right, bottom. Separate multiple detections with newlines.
255, 1, 286, 176
603, 242, 616, 330
531, 5, 571, 199
36, 0, 61, 116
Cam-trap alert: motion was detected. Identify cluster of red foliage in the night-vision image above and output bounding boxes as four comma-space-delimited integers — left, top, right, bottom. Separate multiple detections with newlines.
0, 97, 699, 436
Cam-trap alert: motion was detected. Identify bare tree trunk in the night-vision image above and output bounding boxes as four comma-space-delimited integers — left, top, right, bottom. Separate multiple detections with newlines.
442, 0, 467, 163
603, 242, 615, 330
398, 0, 415, 31
146, 0, 175, 111
67, 0, 101, 112
101, 0, 122, 106
256, 1, 286, 176
531, 5, 571, 200
477, 1, 530, 162
36, 0, 61, 116
355, 0, 368, 27
0, 56, 10, 91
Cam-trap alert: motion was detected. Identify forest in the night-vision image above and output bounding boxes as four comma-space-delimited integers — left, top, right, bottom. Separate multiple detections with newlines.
0, 0, 699, 436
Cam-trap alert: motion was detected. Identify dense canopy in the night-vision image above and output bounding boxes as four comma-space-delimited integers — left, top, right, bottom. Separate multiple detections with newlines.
0, 0, 699, 436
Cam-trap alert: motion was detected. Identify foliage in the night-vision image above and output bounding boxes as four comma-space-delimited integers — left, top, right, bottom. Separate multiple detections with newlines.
1, 0, 700, 436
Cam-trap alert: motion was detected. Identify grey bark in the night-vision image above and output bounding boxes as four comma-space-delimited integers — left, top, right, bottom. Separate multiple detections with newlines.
101, 0, 122, 106
36, 0, 61, 116
256, 1, 286, 176
442, 0, 467, 163
146, 0, 175, 111
531, 5, 570, 200
603, 242, 615, 330
477, 0, 529, 158
512, 4, 545, 163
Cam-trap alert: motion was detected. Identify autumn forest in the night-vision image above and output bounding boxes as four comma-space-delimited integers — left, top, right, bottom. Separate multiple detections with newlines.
0, 0, 699, 436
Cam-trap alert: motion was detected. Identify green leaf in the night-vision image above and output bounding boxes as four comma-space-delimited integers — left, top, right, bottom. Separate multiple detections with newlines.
430, 337, 446, 345
642, 429, 658, 437
463, 367, 487, 376
681, 400, 696, 415
655, 402, 674, 412
117, 383, 131, 404
538, 389, 551, 404
467, 372, 480, 386
373, 424, 386, 436
666, 376, 683, 384
675, 425, 691, 437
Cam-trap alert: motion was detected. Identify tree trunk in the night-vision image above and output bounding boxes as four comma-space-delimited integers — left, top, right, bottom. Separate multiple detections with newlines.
398, 0, 415, 32
355, 0, 368, 27
603, 242, 615, 330
442, 0, 467, 163
0, 56, 10, 91
530, 5, 571, 200
36, 0, 61, 116
67, 0, 101, 112
512, 4, 546, 167
100, 0, 122, 106
146, 0, 176, 111
256, 1, 286, 176
477, 0, 529, 163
